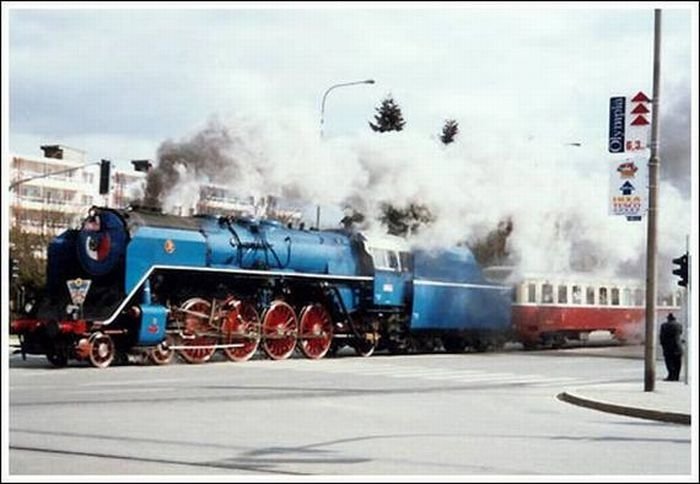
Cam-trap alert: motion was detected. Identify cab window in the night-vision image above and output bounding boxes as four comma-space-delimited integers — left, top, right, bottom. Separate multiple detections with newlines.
370, 248, 400, 271
399, 252, 413, 272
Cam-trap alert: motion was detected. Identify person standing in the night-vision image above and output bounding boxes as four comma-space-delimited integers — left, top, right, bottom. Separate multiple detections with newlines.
659, 313, 684, 381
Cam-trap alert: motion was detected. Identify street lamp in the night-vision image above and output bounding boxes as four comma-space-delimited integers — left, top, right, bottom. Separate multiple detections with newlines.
316, 79, 375, 230
320, 79, 375, 138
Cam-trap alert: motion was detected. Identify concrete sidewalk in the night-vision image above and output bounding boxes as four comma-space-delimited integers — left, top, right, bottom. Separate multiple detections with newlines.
558, 380, 692, 425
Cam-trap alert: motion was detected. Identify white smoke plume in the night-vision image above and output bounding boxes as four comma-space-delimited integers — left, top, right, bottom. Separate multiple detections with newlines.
144, 108, 691, 290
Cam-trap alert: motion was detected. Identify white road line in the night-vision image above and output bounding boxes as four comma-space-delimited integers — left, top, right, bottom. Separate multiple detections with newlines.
77, 378, 183, 387
66, 387, 176, 395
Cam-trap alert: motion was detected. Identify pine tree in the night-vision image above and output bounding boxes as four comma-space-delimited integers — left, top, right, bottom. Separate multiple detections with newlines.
379, 202, 436, 237
440, 119, 459, 144
467, 218, 514, 266
369, 96, 406, 132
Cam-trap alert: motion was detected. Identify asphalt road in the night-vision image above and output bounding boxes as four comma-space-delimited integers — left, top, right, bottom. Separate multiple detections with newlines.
6, 343, 692, 477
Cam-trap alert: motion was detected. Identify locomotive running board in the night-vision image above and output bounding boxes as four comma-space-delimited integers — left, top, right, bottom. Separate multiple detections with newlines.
101, 264, 373, 326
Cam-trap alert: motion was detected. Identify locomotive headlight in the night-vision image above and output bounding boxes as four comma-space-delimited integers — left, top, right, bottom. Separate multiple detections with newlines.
24, 301, 34, 314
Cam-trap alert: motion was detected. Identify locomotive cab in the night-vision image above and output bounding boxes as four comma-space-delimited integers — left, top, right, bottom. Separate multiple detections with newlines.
359, 233, 412, 308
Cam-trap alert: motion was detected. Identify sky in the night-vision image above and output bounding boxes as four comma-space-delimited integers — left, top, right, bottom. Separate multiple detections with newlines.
1, 4, 699, 480
2, 1, 698, 283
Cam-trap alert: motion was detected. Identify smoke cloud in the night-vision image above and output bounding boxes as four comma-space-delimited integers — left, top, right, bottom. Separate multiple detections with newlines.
142, 99, 691, 292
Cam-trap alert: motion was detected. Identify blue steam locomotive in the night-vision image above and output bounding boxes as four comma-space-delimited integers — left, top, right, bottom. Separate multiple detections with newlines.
11, 206, 512, 368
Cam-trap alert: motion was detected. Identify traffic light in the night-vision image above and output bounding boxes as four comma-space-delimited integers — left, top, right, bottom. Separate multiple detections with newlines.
672, 253, 689, 287
11, 258, 20, 280
99, 159, 111, 195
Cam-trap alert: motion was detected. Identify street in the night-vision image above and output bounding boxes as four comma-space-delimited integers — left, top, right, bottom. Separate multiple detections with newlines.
7, 344, 692, 476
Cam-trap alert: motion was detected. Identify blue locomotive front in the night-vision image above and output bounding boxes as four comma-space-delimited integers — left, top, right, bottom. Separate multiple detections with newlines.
12, 206, 385, 367
12, 205, 513, 368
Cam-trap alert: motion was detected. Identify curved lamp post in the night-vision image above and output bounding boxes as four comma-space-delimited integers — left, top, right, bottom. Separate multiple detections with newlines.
320, 79, 375, 138
315, 79, 375, 229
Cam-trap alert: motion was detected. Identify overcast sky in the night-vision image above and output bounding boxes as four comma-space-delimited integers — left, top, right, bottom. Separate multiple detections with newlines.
2, 3, 698, 269
4, 3, 696, 170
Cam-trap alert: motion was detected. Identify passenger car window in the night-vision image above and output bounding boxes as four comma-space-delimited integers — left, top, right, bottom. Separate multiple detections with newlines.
586, 287, 595, 305
558, 285, 568, 304
572, 285, 582, 304
542, 284, 553, 304
611, 288, 620, 306
622, 288, 632, 306
527, 284, 536, 303
599, 287, 608, 305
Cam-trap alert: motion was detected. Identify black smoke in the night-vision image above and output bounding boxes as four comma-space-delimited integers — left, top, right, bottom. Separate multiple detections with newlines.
142, 118, 263, 209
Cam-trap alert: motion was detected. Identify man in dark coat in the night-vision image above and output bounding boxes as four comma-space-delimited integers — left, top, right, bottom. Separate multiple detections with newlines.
659, 313, 683, 381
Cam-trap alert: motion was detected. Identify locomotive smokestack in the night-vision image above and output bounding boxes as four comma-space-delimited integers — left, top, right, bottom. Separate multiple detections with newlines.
142, 120, 237, 210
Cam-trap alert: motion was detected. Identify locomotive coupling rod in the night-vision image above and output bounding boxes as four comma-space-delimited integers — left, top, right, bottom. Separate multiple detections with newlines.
166, 343, 245, 350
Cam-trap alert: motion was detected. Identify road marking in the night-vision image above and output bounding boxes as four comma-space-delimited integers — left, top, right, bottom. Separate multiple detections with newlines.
76, 378, 183, 387
66, 387, 175, 395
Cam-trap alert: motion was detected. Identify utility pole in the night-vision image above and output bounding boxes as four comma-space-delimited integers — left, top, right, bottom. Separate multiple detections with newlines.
683, 234, 690, 385
644, 9, 662, 392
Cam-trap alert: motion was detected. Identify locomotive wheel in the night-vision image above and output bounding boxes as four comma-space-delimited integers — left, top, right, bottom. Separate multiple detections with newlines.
442, 336, 465, 353
46, 348, 69, 368
177, 298, 217, 364
87, 332, 115, 369
353, 332, 378, 357
148, 334, 175, 365
221, 298, 261, 362
298, 304, 334, 360
261, 300, 298, 360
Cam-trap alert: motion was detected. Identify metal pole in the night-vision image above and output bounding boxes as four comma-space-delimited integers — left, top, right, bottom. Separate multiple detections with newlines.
320, 79, 374, 139
644, 9, 662, 392
683, 235, 690, 384
9, 161, 100, 191
318, 79, 375, 228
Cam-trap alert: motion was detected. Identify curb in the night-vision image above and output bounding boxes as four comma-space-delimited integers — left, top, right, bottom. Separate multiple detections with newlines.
557, 391, 691, 425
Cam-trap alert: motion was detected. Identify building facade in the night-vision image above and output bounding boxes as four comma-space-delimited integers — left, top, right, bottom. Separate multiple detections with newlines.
9, 144, 303, 236
9, 145, 146, 235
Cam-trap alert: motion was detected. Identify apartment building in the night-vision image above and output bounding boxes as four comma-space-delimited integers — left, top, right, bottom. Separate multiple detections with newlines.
10, 145, 99, 234
9, 145, 302, 236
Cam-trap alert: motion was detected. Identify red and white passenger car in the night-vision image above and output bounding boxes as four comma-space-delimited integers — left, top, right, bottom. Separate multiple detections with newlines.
509, 273, 682, 348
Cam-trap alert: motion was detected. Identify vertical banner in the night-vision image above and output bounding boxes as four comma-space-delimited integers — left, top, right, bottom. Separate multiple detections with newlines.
608, 96, 626, 153
609, 152, 649, 217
